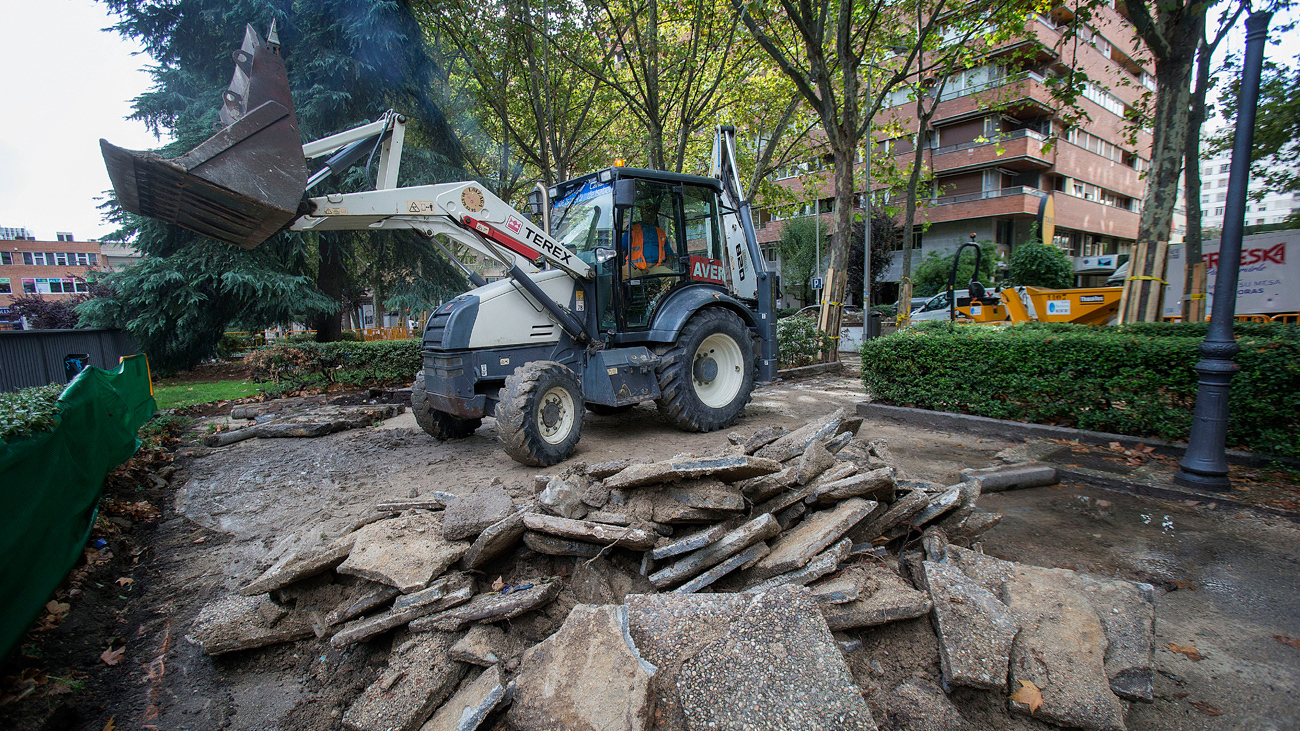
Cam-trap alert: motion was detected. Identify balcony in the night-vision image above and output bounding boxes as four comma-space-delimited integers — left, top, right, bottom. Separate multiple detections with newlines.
933, 185, 1047, 207
922, 186, 1047, 225
931, 129, 1054, 173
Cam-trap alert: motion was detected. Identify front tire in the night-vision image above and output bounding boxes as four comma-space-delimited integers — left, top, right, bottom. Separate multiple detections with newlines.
654, 308, 756, 432
495, 361, 584, 466
412, 369, 482, 439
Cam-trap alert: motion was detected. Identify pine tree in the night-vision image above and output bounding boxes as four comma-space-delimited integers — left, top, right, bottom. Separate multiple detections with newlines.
82, 0, 472, 370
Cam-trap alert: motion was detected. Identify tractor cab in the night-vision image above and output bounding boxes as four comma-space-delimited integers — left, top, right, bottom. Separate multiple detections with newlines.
536, 168, 732, 337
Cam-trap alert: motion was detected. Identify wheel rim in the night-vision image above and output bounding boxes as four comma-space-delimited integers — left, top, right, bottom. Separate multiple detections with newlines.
537, 385, 575, 445
692, 332, 744, 408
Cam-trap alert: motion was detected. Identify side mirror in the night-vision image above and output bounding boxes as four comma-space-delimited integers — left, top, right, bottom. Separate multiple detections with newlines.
594, 247, 616, 264
614, 179, 637, 210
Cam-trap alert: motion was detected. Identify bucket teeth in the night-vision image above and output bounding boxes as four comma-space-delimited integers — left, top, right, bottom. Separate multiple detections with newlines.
100, 23, 307, 249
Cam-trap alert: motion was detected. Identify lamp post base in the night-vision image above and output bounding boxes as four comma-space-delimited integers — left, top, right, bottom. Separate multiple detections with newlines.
1173, 467, 1232, 492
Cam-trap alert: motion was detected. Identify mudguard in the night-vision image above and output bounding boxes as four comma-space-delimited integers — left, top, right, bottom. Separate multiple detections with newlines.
634, 284, 760, 343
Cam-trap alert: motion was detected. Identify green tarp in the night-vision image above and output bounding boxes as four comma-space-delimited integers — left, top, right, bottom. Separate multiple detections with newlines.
0, 355, 156, 659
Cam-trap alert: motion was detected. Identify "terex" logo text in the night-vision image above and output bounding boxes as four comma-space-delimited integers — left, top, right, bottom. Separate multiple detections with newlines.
1205, 242, 1286, 270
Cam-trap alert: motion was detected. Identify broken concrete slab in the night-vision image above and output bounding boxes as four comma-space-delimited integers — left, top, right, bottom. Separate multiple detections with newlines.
753, 407, 848, 462
420, 664, 505, 731
444, 483, 515, 540
675, 586, 876, 731
329, 587, 474, 647
1003, 567, 1127, 731
919, 560, 1019, 691
1067, 573, 1156, 703
323, 583, 403, 627
946, 511, 1003, 546
448, 624, 528, 667
743, 425, 789, 454
794, 439, 836, 485
880, 679, 973, 731
743, 537, 851, 593
735, 466, 798, 503
585, 511, 632, 526
649, 514, 780, 589
186, 594, 315, 655
812, 467, 896, 505
910, 483, 967, 527
394, 573, 477, 612
651, 498, 737, 525
461, 509, 530, 570
410, 579, 563, 633
750, 498, 876, 580
958, 462, 1058, 492
669, 480, 744, 511
648, 522, 734, 561
808, 568, 865, 605
507, 604, 656, 731
673, 541, 770, 594
934, 481, 982, 532
537, 474, 589, 520
239, 535, 355, 596
604, 454, 782, 490
753, 483, 814, 516
820, 564, 932, 631
580, 480, 612, 508
522, 531, 605, 557
521, 514, 656, 550
337, 513, 470, 593
376, 493, 458, 512
775, 501, 806, 531
343, 629, 466, 731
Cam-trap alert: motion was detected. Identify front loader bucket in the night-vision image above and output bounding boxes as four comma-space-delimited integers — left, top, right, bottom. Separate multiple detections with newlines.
101, 24, 307, 249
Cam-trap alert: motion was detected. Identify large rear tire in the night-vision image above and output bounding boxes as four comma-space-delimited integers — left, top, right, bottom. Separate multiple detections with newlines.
496, 361, 584, 466
412, 369, 482, 440
654, 308, 756, 432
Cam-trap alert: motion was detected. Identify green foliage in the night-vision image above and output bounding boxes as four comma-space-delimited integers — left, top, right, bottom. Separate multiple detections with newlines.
861, 323, 1300, 457
1008, 241, 1074, 289
776, 217, 825, 291
847, 210, 903, 306
912, 247, 997, 297
137, 414, 194, 449
0, 384, 65, 444
246, 339, 423, 393
1213, 56, 1299, 198
777, 316, 835, 369
777, 307, 802, 318
871, 303, 897, 317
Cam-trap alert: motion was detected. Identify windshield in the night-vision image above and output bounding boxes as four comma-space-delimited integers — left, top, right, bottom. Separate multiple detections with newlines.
551, 179, 613, 261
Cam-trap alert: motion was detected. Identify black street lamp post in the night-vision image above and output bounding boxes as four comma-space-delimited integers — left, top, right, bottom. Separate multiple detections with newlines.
1174, 11, 1272, 492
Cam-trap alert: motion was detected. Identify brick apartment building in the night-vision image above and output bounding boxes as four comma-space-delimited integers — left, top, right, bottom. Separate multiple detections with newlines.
754, 2, 1158, 303
0, 231, 103, 328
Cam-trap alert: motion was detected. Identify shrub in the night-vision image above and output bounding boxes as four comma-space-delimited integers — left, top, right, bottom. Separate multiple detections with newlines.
861, 322, 1300, 457
246, 339, 423, 393
1008, 241, 1074, 289
0, 383, 65, 444
912, 248, 998, 297
340, 330, 363, 342
777, 316, 836, 369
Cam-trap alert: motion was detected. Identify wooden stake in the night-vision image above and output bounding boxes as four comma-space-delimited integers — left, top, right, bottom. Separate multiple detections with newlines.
1189, 261, 1207, 322
1117, 241, 1144, 324
1144, 241, 1168, 322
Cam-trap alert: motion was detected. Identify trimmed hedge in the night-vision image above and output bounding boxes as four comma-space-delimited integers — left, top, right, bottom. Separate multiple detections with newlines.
247, 339, 423, 393
861, 322, 1300, 457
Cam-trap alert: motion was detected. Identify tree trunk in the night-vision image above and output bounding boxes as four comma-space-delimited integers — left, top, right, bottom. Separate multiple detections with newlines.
314, 238, 345, 342
818, 144, 857, 362
898, 122, 930, 321
1182, 39, 1211, 322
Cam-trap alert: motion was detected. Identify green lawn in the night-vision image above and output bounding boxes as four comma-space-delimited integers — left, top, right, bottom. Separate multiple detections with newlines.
152, 380, 263, 410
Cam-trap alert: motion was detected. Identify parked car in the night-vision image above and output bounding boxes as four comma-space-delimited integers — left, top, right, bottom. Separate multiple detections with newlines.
908, 289, 970, 321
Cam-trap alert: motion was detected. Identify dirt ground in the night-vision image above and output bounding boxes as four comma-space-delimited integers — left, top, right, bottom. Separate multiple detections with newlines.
3, 370, 1299, 731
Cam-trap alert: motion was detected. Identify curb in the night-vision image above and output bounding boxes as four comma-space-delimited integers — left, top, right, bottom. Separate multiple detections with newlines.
776, 362, 844, 379
855, 402, 1300, 470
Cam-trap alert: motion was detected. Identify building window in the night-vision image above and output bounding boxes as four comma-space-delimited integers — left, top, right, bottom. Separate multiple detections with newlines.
54, 252, 68, 266
1215, 193, 1226, 202
0, 252, 9, 265
1219, 164, 1230, 174
1217, 179, 1227, 188
1215, 207, 1225, 215
1203, 166, 1213, 176
74, 279, 89, 293
22, 278, 36, 294
0, 278, 9, 294
762, 245, 777, 263
56, 232, 74, 242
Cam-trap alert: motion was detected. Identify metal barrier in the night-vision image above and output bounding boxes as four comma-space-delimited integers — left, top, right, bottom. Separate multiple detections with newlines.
0, 328, 142, 392
1161, 313, 1298, 324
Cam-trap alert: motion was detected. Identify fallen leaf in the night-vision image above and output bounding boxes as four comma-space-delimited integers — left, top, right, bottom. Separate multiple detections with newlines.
115, 578, 134, 587
1169, 580, 1198, 592
45, 600, 70, 617
1165, 643, 1205, 661
1274, 635, 1300, 650
101, 647, 126, 666
103, 717, 116, 731
1173, 691, 1189, 698
491, 576, 505, 592
1108, 441, 1123, 451
1189, 700, 1222, 716
1009, 679, 1043, 713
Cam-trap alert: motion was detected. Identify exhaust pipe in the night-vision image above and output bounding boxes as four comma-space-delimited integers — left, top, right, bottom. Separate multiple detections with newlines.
100, 23, 308, 249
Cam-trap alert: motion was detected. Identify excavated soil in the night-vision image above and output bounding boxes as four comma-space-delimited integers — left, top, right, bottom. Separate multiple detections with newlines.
3, 371, 1299, 731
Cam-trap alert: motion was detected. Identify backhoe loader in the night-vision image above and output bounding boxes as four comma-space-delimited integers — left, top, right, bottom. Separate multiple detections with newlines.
100, 24, 779, 466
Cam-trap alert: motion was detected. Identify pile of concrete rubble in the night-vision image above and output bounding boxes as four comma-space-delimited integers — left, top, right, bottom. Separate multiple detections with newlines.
187, 408, 1155, 731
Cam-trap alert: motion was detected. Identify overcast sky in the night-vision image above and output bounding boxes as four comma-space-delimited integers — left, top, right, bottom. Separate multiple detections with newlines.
0, 2, 1296, 243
